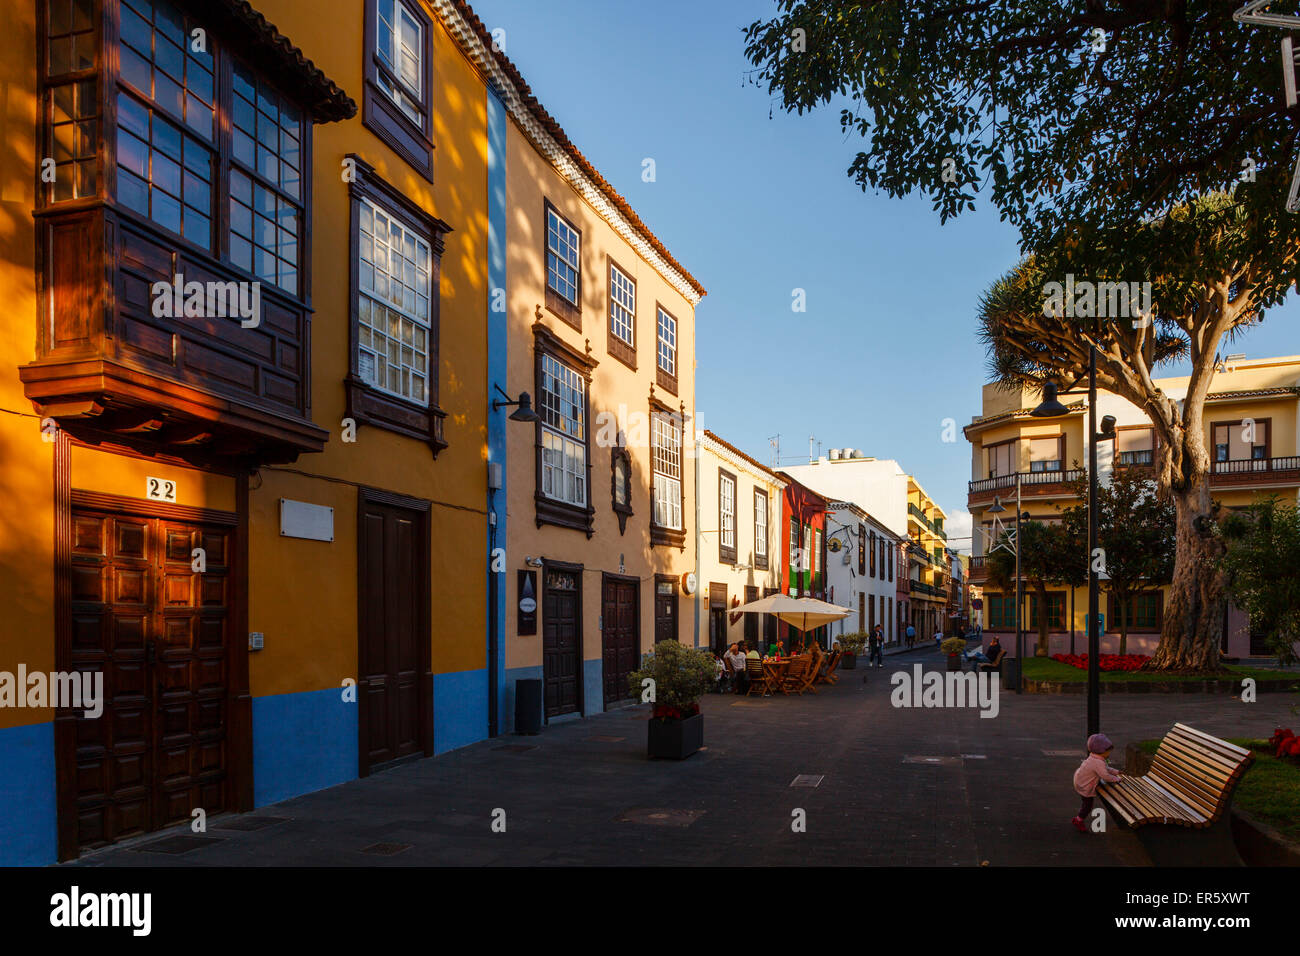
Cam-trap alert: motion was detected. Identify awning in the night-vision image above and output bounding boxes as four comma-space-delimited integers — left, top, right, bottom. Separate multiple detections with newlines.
731, 594, 853, 633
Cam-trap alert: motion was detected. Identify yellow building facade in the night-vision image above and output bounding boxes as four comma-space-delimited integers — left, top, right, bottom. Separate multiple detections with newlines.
965, 355, 1300, 657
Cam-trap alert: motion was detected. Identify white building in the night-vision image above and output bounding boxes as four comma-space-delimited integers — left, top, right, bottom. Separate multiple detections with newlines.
824, 501, 901, 646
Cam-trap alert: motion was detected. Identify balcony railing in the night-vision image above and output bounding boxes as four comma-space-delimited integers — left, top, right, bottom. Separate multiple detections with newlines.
909, 579, 944, 598
968, 468, 1084, 497
1210, 456, 1300, 483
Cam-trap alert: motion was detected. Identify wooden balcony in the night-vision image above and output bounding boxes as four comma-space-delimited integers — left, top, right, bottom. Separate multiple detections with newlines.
967, 468, 1084, 507
1209, 456, 1300, 488
20, 206, 328, 467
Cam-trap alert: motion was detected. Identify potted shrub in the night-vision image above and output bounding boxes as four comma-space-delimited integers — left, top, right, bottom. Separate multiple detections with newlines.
629, 640, 715, 760
836, 631, 867, 670
941, 636, 966, 672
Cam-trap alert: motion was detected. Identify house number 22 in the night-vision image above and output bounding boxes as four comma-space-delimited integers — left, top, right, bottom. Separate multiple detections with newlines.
146, 477, 177, 502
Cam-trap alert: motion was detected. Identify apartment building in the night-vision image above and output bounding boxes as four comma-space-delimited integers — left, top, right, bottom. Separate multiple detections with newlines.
783, 451, 951, 640
491, 10, 704, 728
824, 501, 900, 646
695, 431, 785, 656
964, 354, 1300, 657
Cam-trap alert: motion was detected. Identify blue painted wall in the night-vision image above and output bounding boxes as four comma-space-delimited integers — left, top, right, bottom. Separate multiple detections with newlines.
502, 665, 542, 733
486, 88, 509, 738
0, 721, 55, 866
583, 658, 603, 717
252, 688, 356, 807
433, 668, 487, 753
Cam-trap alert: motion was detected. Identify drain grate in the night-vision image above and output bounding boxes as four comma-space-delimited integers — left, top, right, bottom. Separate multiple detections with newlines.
360, 842, 412, 856
790, 774, 824, 788
961, 754, 987, 760
585, 735, 626, 743
617, 808, 705, 827
211, 815, 289, 832
1042, 749, 1082, 757
131, 834, 224, 855
903, 755, 962, 766
493, 744, 537, 753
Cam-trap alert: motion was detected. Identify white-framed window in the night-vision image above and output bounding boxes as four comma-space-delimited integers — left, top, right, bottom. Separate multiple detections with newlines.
539, 353, 587, 506
813, 529, 821, 576
789, 517, 800, 569
719, 472, 735, 550
609, 262, 635, 346
547, 207, 580, 305
657, 306, 676, 376
357, 196, 432, 403
652, 413, 682, 530
754, 490, 768, 558
376, 0, 423, 127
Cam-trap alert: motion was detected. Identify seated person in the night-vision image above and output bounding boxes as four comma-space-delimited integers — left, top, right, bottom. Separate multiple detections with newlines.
965, 635, 1004, 670
746, 643, 761, 660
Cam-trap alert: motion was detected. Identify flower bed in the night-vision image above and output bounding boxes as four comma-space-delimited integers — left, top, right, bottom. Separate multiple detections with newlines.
1051, 653, 1151, 672
1268, 727, 1300, 760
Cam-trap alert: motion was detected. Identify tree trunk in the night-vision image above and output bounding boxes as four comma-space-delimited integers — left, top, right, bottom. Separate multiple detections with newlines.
1035, 582, 1049, 656
1148, 472, 1226, 672
1119, 597, 1128, 657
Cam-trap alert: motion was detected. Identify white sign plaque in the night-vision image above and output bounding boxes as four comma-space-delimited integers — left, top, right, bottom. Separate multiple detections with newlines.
280, 498, 334, 542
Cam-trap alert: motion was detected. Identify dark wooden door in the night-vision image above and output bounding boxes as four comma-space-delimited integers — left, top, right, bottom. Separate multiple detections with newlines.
358, 498, 426, 773
601, 576, 638, 706
543, 565, 581, 718
69, 508, 230, 852
654, 577, 678, 644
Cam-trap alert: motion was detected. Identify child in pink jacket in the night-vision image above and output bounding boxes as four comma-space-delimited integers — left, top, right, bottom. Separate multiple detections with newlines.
1072, 733, 1122, 832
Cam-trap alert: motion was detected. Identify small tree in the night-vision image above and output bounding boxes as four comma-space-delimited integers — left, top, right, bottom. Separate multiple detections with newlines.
1061, 468, 1176, 656
1220, 498, 1300, 667
628, 640, 716, 718
985, 520, 1074, 657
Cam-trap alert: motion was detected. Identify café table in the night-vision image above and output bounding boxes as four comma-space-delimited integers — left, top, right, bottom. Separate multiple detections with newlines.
762, 658, 791, 695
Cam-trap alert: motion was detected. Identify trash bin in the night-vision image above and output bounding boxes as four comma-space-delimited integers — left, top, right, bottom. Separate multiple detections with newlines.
514, 678, 542, 735
1001, 656, 1021, 693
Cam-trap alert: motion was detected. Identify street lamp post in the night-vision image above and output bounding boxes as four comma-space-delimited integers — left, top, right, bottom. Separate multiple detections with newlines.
1030, 358, 1114, 735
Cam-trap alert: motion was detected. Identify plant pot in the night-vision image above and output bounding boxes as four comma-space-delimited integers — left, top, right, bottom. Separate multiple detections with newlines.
946, 653, 961, 672
841, 653, 857, 670
647, 712, 704, 760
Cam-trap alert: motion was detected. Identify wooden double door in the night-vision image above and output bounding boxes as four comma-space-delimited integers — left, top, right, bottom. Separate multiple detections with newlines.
357, 491, 432, 775
601, 574, 639, 706
542, 562, 582, 719
67, 504, 232, 852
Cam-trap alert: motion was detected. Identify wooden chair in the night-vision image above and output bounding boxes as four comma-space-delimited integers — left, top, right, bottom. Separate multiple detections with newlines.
817, 649, 842, 685
798, 650, 821, 694
1097, 723, 1255, 866
744, 658, 767, 696
782, 658, 808, 695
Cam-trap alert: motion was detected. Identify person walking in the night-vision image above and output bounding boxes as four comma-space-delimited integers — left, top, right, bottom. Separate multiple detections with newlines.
905, 623, 916, 649
869, 625, 885, 667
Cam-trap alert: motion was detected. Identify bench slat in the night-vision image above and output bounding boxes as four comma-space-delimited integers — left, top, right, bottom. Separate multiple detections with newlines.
1149, 753, 1234, 808
1160, 734, 1243, 778
1173, 723, 1252, 760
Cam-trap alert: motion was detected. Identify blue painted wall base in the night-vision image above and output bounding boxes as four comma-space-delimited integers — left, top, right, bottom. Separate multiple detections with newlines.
0, 721, 56, 866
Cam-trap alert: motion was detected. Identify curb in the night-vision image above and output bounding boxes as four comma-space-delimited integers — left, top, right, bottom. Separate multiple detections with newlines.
1023, 677, 1298, 695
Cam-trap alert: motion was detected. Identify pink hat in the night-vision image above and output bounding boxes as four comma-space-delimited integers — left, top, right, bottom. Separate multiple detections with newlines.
1087, 733, 1113, 753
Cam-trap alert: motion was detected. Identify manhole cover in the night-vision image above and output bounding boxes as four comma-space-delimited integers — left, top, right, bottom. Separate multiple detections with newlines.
903, 755, 961, 766
616, 808, 705, 827
790, 774, 824, 788
131, 834, 224, 855
494, 744, 537, 752
1042, 749, 1081, 757
360, 842, 412, 856
585, 735, 626, 743
211, 815, 289, 831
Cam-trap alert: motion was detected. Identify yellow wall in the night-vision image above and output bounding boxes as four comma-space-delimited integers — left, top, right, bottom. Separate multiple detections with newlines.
0, 1, 49, 730
502, 117, 699, 670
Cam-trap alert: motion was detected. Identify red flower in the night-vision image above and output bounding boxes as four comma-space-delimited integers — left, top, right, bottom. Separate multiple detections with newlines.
1051, 653, 1150, 672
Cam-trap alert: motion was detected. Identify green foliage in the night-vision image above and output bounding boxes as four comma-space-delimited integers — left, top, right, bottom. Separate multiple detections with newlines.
986, 518, 1078, 655
1220, 497, 1300, 667
1061, 468, 1176, 654
628, 640, 716, 711
743, 3, 1300, 306
941, 637, 967, 655
836, 630, 868, 654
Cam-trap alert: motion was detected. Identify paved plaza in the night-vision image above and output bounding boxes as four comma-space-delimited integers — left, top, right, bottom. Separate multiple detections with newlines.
68, 647, 1297, 868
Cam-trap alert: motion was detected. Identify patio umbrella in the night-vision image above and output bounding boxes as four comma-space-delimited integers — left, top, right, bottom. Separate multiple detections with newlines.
731, 593, 853, 633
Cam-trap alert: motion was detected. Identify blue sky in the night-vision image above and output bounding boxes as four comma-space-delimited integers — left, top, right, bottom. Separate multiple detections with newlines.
469, 0, 1300, 550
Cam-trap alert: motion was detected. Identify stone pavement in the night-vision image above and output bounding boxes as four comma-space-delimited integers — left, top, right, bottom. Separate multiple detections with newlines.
67, 648, 1297, 867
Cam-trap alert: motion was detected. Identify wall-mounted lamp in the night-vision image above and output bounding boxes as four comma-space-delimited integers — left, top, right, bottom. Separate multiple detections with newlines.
493, 383, 540, 422
524, 556, 544, 568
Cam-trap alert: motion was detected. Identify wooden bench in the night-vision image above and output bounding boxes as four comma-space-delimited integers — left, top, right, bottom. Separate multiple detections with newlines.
1097, 723, 1255, 866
